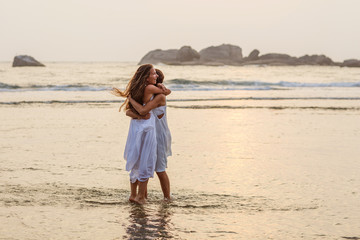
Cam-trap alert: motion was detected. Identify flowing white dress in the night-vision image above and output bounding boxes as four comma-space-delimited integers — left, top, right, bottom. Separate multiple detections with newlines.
153, 105, 172, 172
124, 109, 157, 183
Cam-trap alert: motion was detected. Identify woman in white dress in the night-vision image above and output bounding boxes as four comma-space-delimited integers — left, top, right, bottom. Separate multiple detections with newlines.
127, 69, 172, 201
112, 64, 170, 204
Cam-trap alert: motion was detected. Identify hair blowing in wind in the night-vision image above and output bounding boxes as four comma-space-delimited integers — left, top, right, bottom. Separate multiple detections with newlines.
111, 64, 153, 112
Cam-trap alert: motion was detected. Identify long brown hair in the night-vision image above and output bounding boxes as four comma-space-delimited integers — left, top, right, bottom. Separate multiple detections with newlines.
111, 64, 153, 112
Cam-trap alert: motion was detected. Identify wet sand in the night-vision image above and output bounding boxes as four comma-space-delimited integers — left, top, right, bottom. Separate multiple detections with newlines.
1, 102, 360, 239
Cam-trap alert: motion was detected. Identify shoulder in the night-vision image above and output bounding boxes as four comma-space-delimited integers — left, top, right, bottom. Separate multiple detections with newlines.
145, 84, 163, 95
154, 94, 166, 104
156, 94, 166, 100
145, 84, 158, 92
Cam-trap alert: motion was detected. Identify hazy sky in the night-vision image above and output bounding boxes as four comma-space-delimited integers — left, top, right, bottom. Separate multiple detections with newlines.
1, 0, 359, 62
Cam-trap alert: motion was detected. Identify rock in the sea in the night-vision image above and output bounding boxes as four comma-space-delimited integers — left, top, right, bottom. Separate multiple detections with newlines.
139, 44, 357, 67
176, 46, 200, 62
246, 49, 260, 61
298, 54, 335, 66
341, 59, 360, 67
243, 53, 298, 65
138, 49, 178, 65
12, 55, 45, 67
259, 53, 293, 61
199, 44, 243, 65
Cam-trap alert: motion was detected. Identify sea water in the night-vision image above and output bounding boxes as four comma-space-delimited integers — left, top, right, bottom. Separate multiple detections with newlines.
0, 62, 359, 239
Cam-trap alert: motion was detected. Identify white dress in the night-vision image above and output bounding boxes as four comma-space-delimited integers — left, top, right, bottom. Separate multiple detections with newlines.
152, 105, 172, 172
124, 109, 157, 183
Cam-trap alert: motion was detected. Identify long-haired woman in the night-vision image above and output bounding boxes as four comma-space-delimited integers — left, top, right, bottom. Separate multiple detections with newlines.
112, 64, 169, 204
127, 69, 172, 201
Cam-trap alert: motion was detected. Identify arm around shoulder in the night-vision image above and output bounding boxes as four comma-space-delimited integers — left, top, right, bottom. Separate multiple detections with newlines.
164, 88, 171, 95
156, 83, 171, 96
126, 109, 151, 120
129, 94, 165, 115
126, 109, 140, 119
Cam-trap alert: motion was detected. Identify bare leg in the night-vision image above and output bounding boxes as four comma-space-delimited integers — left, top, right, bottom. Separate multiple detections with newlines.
156, 171, 170, 200
129, 180, 138, 202
134, 179, 148, 204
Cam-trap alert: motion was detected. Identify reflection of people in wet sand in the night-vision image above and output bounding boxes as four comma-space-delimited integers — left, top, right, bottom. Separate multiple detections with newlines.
127, 69, 172, 202
126, 204, 174, 239
112, 64, 170, 204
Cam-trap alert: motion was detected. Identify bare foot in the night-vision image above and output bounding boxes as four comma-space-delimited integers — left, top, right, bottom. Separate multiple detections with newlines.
134, 196, 146, 205
163, 197, 171, 203
129, 194, 137, 203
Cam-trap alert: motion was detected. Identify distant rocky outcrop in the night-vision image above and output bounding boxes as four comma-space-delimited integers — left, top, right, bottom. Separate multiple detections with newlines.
138, 44, 242, 65
245, 49, 260, 61
298, 55, 335, 66
243, 53, 337, 66
241, 52, 298, 66
341, 59, 360, 68
255, 53, 298, 65
138, 49, 178, 65
176, 46, 200, 62
139, 44, 360, 67
259, 53, 292, 60
12, 55, 45, 67
199, 44, 243, 65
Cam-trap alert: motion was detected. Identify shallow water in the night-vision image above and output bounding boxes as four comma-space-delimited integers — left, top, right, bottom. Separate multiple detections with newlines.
1, 63, 360, 239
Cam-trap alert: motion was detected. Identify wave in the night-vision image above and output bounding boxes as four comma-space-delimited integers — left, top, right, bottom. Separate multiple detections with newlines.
168, 79, 360, 90
1, 79, 360, 92
1, 100, 359, 111
0, 100, 122, 105
168, 105, 360, 111
0, 82, 21, 89
0, 82, 110, 92
168, 97, 360, 101
1, 97, 360, 106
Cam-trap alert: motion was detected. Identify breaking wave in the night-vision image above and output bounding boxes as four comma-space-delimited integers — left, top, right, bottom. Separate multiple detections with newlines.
1, 97, 359, 106
0, 82, 109, 92
1, 79, 360, 92
168, 79, 360, 90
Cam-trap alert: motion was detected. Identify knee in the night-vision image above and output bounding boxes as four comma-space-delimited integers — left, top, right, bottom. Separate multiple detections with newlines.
156, 171, 166, 177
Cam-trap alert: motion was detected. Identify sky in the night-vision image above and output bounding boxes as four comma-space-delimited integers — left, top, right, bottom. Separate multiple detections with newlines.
1, 0, 359, 62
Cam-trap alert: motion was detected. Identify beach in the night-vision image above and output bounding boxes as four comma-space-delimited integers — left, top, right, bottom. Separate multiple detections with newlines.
1, 63, 360, 239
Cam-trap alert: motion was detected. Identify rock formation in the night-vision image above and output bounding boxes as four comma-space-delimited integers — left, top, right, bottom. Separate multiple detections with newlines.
176, 46, 200, 62
199, 44, 243, 65
138, 49, 178, 65
12, 55, 45, 67
241, 53, 299, 66
341, 59, 360, 67
298, 55, 335, 66
138, 44, 359, 67
245, 49, 260, 61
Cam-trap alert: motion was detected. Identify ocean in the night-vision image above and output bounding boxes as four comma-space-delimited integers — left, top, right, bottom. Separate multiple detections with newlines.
1, 62, 359, 239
